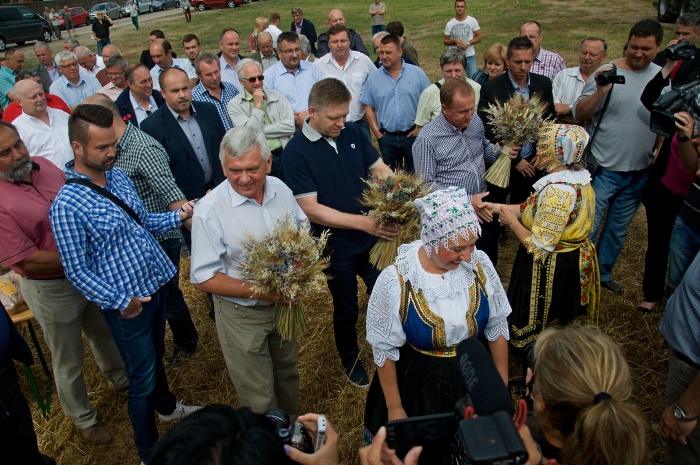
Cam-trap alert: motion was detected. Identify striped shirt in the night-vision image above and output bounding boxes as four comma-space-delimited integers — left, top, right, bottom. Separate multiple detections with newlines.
115, 123, 185, 241
192, 81, 239, 131
660, 250, 700, 364
531, 47, 566, 80
412, 113, 496, 194
49, 164, 180, 311
552, 66, 586, 107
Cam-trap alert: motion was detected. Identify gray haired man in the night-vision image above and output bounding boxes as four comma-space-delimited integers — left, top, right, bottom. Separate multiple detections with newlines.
190, 125, 305, 415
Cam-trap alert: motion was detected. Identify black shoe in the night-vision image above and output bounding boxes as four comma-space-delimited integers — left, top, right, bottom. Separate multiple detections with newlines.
169, 346, 195, 365
601, 280, 623, 295
343, 358, 370, 388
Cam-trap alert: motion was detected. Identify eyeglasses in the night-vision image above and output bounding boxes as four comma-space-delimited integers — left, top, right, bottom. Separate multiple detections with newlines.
245, 75, 264, 83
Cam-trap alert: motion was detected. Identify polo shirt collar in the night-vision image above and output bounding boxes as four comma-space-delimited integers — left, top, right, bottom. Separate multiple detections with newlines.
226, 177, 277, 207
302, 120, 324, 141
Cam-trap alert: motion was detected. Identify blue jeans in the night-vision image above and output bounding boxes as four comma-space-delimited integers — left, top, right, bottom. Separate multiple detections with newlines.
102, 289, 176, 461
668, 215, 700, 287
465, 55, 477, 80
96, 38, 111, 55
378, 133, 416, 172
590, 167, 649, 282
371, 24, 385, 36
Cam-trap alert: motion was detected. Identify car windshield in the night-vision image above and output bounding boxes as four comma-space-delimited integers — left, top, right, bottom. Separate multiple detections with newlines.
90, 4, 107, 11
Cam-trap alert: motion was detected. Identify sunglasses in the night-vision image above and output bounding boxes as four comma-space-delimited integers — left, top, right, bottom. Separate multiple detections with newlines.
245, 75, 264, 83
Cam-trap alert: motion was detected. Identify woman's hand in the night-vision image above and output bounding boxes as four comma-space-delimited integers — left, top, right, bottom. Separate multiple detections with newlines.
675, 111, 695, 140
498, 204, 521, 228
286, 413, 339, 465
359, 426, 422, 465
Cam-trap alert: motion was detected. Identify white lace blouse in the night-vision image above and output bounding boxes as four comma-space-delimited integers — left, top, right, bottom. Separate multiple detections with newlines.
366, 241, 511, 367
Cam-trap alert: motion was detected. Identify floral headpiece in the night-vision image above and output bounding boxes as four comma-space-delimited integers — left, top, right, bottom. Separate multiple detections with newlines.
537, 123, 590, 172
414, 187, 481, 256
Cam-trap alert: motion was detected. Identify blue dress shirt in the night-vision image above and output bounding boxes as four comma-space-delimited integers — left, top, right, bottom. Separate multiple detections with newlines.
263, 60, 323, 113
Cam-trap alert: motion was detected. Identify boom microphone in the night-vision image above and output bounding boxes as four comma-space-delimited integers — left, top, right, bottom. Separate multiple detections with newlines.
457, 337, 513, 416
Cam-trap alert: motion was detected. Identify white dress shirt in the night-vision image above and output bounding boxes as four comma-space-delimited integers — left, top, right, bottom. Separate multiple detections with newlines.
129, 91, 158, 126
314, 51, 376, 122
81, 55, 105, 77
150, 58, 197, 91
190, 176, 308, 306
218, 55, 244, 93
13, 107, 73, 169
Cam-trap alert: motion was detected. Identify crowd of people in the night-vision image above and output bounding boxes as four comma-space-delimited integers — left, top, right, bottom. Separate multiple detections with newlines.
1, 1, 700, 465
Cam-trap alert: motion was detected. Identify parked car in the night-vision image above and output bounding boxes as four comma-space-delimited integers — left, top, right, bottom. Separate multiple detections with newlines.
120, 1, 153, 16
150, 0, 180, 11
89, 2, 122, 21
58, 7, 90, 30
0, 5, 53, 52
191, 0, 242, 11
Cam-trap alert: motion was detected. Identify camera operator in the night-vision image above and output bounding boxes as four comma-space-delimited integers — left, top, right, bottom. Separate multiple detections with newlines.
516, 325, 648, 465
149, 405, 339, 465
637, 15, 700, 312
574, 19, 662, 296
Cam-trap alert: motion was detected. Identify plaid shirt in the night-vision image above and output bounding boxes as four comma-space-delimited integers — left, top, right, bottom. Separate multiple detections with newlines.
413, 113, 496, 194
192, 81, 238, 130
49, 163, 180, 311
115, 123, 185, 241
531, 47, 566, 80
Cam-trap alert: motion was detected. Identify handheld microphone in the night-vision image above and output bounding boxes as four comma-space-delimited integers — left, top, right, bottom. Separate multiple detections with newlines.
457, 337, 513, 416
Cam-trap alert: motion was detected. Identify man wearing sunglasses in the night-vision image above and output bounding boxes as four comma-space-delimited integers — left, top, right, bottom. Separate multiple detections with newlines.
228, 59, 295, 179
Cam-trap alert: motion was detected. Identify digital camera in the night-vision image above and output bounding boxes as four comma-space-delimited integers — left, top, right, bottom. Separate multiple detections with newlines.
595, 64, 626, 86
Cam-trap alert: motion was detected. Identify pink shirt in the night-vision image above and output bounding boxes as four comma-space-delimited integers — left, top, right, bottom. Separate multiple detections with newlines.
0, 156, 65, 279
662, 135, 696, 199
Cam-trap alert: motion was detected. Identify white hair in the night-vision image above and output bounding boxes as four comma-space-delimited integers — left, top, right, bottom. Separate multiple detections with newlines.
219, 126, 271, 163
236, 58, 262, 79
73, 46, 94, 59
55, 50, 78, 65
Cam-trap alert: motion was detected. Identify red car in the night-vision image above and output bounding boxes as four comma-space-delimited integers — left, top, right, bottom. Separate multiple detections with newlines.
58, 7, 89, 29
191, 0, 243, 11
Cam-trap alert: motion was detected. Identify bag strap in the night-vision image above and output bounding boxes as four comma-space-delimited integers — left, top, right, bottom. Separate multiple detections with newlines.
585, 86, 614, 154
66, 178, 143, 226
434, 80, 442, 89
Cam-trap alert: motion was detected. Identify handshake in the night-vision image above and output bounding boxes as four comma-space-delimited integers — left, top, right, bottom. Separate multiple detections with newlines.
471, 193, 522, 227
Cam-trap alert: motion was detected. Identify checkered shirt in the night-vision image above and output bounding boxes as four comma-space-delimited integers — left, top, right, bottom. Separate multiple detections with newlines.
412, 113, 497, 194
192, 81, 239, 130
49, 164, 180, 311
531, 47, 566, 80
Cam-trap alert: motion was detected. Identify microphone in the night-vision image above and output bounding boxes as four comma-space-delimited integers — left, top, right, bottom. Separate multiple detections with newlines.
457, 337, 513, 416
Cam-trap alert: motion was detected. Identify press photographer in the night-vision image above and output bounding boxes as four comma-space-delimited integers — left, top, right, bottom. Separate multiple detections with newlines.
637, 14, 700, 313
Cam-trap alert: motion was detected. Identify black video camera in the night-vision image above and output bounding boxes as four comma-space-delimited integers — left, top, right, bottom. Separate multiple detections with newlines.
663, 40, 696, 61
595, 64, 626, 86
650, 78, 700, 137
265, 408, 314, 454
385, 338, 528, 464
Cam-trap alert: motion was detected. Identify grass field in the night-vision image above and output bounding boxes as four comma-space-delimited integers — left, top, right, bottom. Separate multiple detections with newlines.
14, 0, 675, 464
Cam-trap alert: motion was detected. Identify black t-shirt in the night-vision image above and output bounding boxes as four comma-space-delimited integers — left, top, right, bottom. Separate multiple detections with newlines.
92, 18, 111, 39
282, 122, 380, 257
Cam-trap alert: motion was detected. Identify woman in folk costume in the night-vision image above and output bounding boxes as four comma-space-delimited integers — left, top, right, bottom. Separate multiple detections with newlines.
495, 123, 599, 361
363, 187, 511, 464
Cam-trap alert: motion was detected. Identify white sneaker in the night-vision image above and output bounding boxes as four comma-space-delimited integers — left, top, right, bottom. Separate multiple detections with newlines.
158, 400, 202, 422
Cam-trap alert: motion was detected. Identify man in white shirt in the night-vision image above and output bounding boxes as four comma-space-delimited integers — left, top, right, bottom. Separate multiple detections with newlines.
12, 79, 72, 169
314, 24, 376, 139
149, 39, 196, 91
443, 0, 482, 78
265, 12, 283, 48
190, 125, 305, 415
552, 37, 607, 122
74, 46, 104, 77
218, 28, 244, 92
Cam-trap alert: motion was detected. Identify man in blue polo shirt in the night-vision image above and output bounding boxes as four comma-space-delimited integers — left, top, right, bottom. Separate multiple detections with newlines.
282, 78, 397, 387
361, 33, 430, 172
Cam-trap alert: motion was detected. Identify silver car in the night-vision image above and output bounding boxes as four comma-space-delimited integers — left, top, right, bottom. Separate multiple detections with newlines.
120, 1, 153, 16
89, 2, 122, 21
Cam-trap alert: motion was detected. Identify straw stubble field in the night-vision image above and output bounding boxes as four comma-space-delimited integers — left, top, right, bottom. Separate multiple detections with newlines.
15, 0, 672, 463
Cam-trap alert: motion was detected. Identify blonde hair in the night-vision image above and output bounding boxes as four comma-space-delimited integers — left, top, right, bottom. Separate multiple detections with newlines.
254, 17, 268, 32
533, 325, 647, 465
483, 43, 507, 65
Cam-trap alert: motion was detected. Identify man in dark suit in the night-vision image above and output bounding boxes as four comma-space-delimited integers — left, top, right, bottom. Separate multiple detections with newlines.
116, 64, 166, 127
290, 7, 317, 56
477, 36, 555, 262
140, 67, 225, 245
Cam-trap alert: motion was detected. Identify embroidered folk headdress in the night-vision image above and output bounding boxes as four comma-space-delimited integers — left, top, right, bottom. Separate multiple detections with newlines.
537, 123, 590, 172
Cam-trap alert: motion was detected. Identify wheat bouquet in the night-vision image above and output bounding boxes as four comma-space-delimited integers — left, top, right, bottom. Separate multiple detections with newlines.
483, 94, 550, 188
239, 215, 330, 341
361, 171, 431, 270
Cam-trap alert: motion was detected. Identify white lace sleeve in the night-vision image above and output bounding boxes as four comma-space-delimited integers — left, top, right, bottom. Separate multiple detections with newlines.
476, 251, 512, 342
366, 266, 406, 367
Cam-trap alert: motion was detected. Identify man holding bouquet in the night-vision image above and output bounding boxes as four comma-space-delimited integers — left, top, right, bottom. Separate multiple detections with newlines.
190, 126, 306, 415
282, 78, 396, 388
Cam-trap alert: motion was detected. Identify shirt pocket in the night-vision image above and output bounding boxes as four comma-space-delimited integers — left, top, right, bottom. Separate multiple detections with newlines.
351, 72, 367, 88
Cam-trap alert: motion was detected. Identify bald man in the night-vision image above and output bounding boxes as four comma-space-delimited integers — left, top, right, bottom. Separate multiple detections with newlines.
12, 79, 73, 169
316, 9, 369, 57
73, 46, 104, 77
1, 72, 70, 123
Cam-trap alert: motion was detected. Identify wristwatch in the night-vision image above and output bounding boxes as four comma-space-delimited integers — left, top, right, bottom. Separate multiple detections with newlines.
673, 403, 697, 422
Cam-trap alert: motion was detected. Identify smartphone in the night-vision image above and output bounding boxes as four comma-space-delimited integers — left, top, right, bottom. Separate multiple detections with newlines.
314, 415, 327, 451
385, 413, 457, 453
